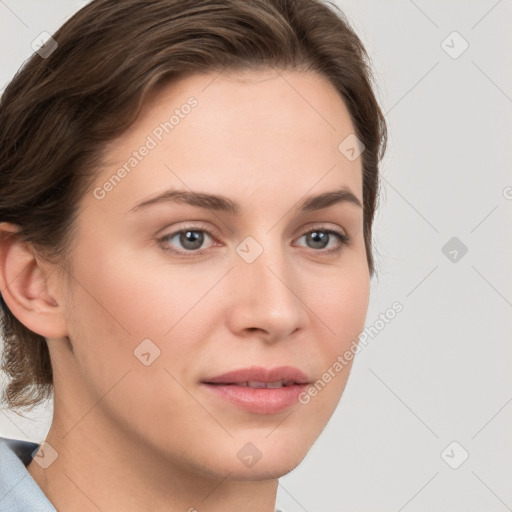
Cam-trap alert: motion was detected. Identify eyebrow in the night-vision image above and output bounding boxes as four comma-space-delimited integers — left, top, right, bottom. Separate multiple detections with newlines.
129, 187, 363, 214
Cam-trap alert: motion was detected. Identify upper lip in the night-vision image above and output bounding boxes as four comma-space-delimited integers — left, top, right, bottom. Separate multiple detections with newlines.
202, 366, 311, 385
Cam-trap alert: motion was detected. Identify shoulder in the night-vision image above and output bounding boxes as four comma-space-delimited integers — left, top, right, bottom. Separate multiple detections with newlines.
0, 435, 40, 465
0, 436, 56, 511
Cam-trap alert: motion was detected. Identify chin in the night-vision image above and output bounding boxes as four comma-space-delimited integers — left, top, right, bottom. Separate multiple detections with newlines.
203, 434, 313, 481
223, 455, 307, 482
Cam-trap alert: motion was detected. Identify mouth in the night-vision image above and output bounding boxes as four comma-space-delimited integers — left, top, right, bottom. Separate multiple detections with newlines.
201, 366, 311, 414
207, 379, 301, 388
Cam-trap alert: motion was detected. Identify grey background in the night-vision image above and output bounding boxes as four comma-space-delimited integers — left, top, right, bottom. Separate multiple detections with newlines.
1, 1, 511, 511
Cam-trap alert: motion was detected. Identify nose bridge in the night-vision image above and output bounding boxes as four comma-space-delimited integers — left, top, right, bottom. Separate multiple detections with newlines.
229, 232, 305, 338
237, 232, 292, 295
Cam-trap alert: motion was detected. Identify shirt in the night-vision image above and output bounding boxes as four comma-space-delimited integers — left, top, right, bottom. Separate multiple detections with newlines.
0, 436, 56, 511
0, 436, 286, 511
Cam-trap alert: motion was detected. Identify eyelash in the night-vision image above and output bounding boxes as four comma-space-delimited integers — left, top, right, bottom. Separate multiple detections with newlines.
158, 223, 351, 258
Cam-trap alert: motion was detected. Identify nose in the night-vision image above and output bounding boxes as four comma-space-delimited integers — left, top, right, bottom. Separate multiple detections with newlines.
226, 238, 308, 343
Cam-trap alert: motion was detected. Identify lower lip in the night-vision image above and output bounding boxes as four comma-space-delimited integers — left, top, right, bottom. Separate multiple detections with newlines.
202, 383, 308, 414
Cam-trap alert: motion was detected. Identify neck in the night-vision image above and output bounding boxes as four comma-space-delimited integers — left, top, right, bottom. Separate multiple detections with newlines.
27, 409, 279, 512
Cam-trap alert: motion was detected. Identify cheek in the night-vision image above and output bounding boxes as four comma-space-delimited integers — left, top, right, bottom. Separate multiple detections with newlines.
64, 238, 214, 385
294, 270, 369, 429
61, 241, 161, 393
67, 236, 180, 339
312, 262, 370, 347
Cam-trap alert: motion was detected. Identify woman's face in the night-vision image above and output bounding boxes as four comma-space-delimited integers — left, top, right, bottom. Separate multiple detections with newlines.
50, 68, 370, 479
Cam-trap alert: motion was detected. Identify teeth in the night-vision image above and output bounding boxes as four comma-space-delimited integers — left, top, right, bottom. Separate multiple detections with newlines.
245, 380, 285, 389
247, 381, 267, 388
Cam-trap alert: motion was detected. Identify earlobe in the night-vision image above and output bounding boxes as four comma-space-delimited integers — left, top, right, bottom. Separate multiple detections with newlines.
0, 222, 68, 339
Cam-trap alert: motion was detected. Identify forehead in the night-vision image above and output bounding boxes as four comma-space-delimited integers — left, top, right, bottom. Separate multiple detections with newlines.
93, 69, 363, 213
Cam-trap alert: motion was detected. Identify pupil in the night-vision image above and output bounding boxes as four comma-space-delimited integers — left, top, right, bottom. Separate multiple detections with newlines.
309, 231, 328, 249
181, 230, 204, 250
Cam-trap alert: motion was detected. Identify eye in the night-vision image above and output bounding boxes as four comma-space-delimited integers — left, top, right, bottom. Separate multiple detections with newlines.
159, 225, 216, 256
158, 224, 351, 257
295, 228, 350, 254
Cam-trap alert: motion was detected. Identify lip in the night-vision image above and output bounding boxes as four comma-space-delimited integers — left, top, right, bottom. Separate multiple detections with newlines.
202, 366, 310, 385
201, 366, 311, 415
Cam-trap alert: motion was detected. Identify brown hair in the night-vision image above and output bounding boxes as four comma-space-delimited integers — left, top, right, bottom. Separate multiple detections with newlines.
0, 0, 387, 413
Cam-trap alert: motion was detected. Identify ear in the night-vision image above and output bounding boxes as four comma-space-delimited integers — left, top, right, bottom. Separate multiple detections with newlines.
0, 222, 68, 339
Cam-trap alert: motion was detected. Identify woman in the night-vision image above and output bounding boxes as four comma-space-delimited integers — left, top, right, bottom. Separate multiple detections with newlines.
0, 0, 387, 510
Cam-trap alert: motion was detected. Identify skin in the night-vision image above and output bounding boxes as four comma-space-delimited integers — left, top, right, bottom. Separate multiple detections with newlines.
0, 68, 370, 511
